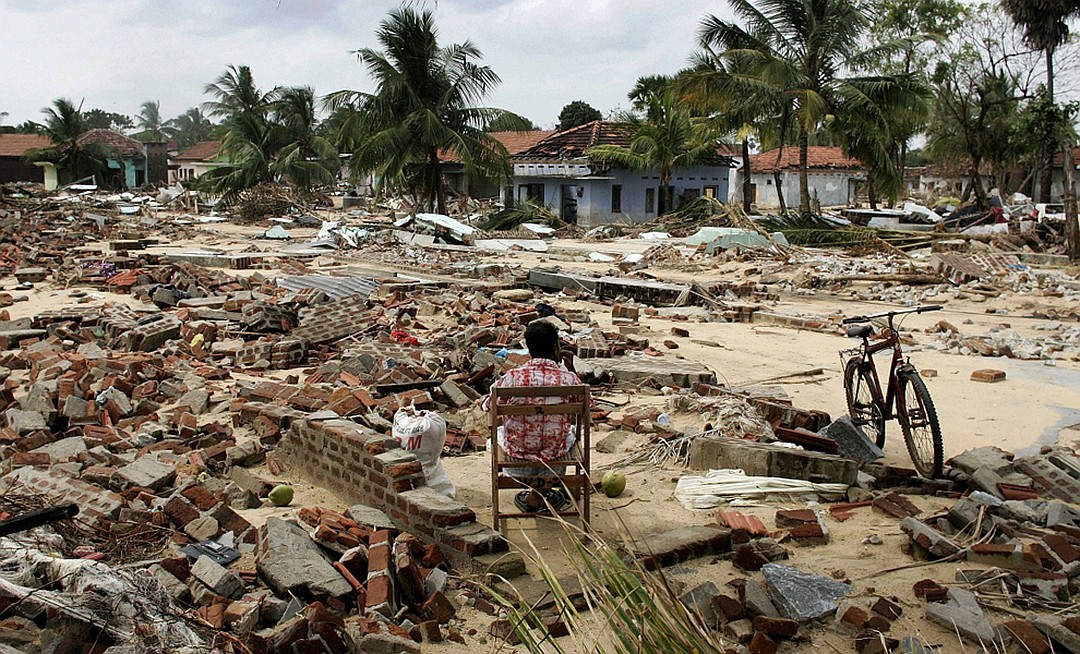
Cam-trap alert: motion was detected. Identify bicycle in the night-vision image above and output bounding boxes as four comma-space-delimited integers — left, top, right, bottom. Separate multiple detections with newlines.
840, 305, 944, 478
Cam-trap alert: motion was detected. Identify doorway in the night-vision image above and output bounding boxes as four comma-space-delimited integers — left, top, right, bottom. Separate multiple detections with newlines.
561, 184, 578, 223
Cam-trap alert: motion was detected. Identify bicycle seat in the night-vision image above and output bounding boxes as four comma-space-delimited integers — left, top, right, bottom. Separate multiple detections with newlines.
847, 325, 873, 339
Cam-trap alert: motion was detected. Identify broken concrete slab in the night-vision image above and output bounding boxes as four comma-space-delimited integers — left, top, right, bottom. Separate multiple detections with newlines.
256, 517, 352, 601
762, 563, 851, 622
111, 454, 176, 492
819, 416, 884, 463
925, 588, 997, 646
900, 517, 962, 558
633, 526, 731, 570
574, 354, 717, 388
688, 436, 858, 485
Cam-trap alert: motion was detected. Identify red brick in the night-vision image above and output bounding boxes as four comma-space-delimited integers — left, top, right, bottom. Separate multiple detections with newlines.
748, 632, 777, 654
970, 369, 1006, 383
751, 616, 798, 639
365, 574, 392, 610
181, 485, 220, 511
422, 591, 456, 623
1002, 621, 1051, 654
871, 597, 902, 621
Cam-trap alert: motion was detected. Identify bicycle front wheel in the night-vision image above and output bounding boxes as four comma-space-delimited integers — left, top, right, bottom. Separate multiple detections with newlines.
897, 371, 943, 478
844, 358, 885, 447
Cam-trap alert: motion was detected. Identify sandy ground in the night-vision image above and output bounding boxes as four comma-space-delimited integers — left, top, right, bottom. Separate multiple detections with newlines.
11, 215, 1079, 652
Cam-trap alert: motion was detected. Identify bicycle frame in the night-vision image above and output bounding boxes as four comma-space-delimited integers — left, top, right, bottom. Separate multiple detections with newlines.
851, 317, 916, 422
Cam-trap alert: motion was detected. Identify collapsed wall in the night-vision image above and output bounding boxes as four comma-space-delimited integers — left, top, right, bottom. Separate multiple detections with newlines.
239, 400, 508, 569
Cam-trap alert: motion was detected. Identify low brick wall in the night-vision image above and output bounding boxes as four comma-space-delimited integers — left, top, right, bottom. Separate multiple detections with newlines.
239, 402, 507, 569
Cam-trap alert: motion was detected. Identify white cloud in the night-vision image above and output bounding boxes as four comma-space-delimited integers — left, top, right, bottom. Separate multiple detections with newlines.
0, 0, 732, 128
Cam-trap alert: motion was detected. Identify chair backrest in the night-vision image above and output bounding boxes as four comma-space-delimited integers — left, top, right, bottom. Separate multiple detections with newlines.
488, 384, 589, 419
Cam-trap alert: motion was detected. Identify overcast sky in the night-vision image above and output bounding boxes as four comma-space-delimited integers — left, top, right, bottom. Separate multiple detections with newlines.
0, 0, 733, 129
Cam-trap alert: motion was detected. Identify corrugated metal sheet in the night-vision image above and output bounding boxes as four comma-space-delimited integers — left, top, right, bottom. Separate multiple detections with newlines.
274, 274, 382, 301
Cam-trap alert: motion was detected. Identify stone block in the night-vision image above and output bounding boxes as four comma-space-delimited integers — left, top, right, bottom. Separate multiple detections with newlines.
819, 416, 884, 463
256, 518, 352, 601
742, 580, 779, 618
4, 408, 46, 434
688, 436, 858, 485
111, 454, 176, 492
191, 556, 245, 600
679, 581, 720, 627
900, 517, 962, 559
762, 563, 851, 622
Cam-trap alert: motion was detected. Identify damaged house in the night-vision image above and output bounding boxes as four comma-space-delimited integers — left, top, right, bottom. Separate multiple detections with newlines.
745, 146, 864, 210
0, 134, 52, 185
508, 120, 732, 227
168, 140, 225, 186
76, 128, 168, 189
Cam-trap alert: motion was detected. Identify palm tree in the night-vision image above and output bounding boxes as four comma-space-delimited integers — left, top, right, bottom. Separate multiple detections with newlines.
164, 107, 215, 147
135, 100, 166, 141
1001, 0, 1080, 204
700, 0, 926, 213
203, 64, 277, 124
588, 91, 718, 215
326, 7, 521, 214
271, 86, 340, 190
26, 98, 114, 185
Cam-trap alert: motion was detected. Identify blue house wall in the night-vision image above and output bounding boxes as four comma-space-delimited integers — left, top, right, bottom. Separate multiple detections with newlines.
511, 164, 730, 228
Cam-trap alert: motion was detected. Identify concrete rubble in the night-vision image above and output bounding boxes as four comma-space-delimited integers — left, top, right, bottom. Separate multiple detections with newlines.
0, 181, 1078, 653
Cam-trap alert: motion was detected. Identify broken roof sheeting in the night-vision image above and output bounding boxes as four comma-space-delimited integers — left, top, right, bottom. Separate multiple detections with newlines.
274, 274, 382, 301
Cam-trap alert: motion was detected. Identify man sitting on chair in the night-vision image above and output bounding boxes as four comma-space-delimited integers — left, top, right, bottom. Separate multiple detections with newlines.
484, 320, 582, 513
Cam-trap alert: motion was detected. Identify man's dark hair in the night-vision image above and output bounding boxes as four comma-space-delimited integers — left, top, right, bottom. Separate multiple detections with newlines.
524, 320, 559, 359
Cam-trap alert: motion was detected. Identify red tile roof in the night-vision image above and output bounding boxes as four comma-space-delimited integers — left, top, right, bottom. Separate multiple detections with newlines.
76, 129, 144, 158
439, 131, 555, 164
749, 146, 861, 173
0, 134, 52, 158
173, 140, 223, 162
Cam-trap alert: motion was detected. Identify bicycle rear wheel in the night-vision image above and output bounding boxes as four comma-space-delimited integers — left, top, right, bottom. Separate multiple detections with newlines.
844, 358, 885, 447
897, 371, 943, 478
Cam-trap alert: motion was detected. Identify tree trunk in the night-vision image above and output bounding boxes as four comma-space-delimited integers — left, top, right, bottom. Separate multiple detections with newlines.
1039, 47, 1057, 204
971, 158, 988, 209
774, 171, 788, 215
798, 132, 811, 214
741, 137, 752, 213
868, 178, 878, 211
430, 148, 445, 215
1064, 140, 1079, 261
660, 172, 671, 215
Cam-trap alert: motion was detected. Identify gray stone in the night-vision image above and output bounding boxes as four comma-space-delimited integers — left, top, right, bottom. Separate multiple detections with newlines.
1046, 501, 1080, 528
680, 581, 721, 627
111, 455, 176, 491
925, 588, 997, 646
762, 563, 851, 622
34, 436, 87, 464
191, 555, 245, 599
819, 415, 884, 463
688, 436, 858, 485
256, 517, 352, 600
177, 389, 210, 414
20, 383, 56, 424
969, 466, 1007, 499
346, 504, 396, 530
61, 395, 91, 420
76, 342, 107, 359
4, 408, 46, 434
900, 517, 962, 558
998, 499, 1045, 524
742, 579, 780, 618
357, 633, 421, 654
226, 441, 266, 467
947, 446, 1014, 476
98, 386, 132, 416
476, 552, 526, 580
439, 380, 472, 408
149, 564, 192, 604
185, 515, 220, 541
425, 567, 448, 596
243, 590, 288, 627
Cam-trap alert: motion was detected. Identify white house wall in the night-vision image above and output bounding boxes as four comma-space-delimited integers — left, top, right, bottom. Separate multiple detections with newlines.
512, 164, 729, 227
747, 170, 857, 209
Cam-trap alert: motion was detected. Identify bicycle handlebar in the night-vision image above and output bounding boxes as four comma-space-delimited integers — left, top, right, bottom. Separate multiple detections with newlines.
841, 305, 942, 324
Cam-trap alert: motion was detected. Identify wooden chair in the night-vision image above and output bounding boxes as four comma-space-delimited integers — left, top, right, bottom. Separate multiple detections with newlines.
489, 384, 591, 533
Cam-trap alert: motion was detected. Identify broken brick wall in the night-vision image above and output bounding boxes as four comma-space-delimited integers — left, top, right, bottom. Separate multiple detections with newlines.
239, 403, 506, 569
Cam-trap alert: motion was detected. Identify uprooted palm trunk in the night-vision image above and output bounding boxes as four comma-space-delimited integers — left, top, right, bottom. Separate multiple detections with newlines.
232, 182, 305, 224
